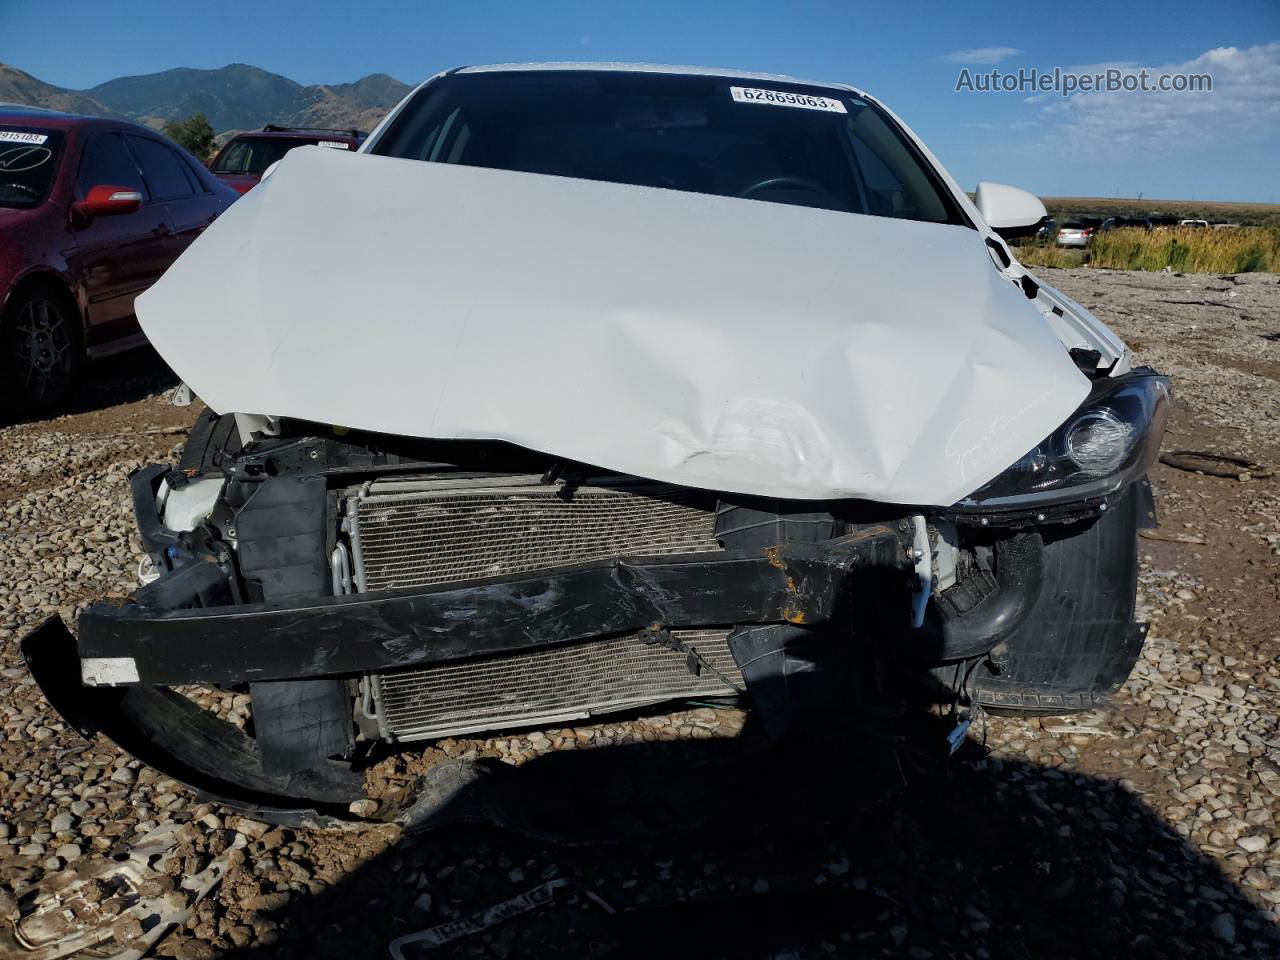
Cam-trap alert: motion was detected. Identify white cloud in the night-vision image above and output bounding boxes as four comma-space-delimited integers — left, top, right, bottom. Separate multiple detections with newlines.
1038, 43, 1280, 153
942, 46, 1021, 65
1063, 60, 1140, 74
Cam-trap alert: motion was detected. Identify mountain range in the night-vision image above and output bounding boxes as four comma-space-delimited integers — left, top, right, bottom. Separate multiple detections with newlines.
0, 62, 412, 137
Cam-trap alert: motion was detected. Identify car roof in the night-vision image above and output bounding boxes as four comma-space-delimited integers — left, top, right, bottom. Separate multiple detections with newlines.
233, 128, 363, 140
0, 103, 96, 129
455, 62, 865, 97
0, 103, 165, 136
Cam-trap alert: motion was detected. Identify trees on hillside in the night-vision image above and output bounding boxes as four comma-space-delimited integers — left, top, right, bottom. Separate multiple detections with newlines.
163, 112, 215, 160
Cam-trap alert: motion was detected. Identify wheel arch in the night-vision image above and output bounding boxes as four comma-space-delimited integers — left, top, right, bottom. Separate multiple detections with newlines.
1, 268, 85, 338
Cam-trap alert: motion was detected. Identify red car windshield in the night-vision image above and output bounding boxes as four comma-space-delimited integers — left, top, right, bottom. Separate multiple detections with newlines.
0, 126, 64, 208
212, 136, 353, 176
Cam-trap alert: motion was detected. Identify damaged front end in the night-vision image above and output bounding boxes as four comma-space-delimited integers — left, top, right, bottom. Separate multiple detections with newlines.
18, 65, 1176, 824
23, 368, 1168, 823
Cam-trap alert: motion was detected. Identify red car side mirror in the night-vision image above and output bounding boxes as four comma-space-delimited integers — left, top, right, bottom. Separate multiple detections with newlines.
73, 184, 143, 219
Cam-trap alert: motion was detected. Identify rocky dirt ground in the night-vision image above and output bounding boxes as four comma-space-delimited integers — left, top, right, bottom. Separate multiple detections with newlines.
0, 268, 1277, 959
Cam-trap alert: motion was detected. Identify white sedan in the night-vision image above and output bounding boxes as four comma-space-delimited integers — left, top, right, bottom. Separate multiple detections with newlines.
24, 64, 1170, 823
1057, 220, 1094, 247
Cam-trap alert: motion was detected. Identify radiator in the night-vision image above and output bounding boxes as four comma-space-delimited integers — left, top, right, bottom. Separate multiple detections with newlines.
348, 475, 723, 592
345, 475, 741, 741
370, 628, 740, 741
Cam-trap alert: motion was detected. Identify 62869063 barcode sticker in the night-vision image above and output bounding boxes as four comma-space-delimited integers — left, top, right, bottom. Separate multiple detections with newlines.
730, 87, 847, 114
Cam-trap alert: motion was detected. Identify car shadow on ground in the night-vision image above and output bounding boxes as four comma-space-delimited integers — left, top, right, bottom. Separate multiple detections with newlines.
226, 714, 1279, 960
0, 345, 178, 429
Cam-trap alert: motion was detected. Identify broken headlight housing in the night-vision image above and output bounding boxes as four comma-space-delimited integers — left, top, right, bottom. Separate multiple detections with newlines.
954, 370, 1171, 510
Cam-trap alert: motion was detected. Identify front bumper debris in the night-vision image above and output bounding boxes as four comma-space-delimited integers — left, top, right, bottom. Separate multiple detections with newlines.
73, 528, 907, 687
20, 526, 911, 822
17, 409, 1156, 826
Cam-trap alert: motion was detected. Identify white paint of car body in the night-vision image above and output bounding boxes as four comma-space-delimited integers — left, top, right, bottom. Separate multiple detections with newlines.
909, 514, 932, 628
136, 64, 1132, 505
372, 65, 1128, 375
159, 476, 226, 533
369, 66, 1127, 370
973, 181, 1047, 233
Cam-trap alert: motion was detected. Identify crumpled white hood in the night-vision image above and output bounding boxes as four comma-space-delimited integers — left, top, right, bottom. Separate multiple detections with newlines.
138, 147, 1090, 505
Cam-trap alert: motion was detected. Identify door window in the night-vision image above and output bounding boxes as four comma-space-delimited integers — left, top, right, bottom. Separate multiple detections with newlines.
175, 152, 209, 194
76, 133, 147, 199
126, 135, 194, 200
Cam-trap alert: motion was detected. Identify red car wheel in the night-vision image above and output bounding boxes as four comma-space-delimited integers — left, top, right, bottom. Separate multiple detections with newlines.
2, 290, 82, 410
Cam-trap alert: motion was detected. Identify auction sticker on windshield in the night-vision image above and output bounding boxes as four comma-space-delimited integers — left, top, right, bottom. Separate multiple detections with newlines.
0, 130, 49, 145
730, 87, 847, 113
0, 146, 52, 171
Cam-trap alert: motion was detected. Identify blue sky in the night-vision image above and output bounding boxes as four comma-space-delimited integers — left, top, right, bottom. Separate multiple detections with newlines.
2, 0, 1277, 201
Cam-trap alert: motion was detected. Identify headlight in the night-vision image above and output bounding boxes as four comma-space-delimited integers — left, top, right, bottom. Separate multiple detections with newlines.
954, 371, 1170, 510
1064, 409, 1131, 475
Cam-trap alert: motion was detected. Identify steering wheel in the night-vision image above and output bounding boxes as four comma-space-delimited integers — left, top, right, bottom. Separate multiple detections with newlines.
0, 182, 39, 199
738, 175, 828, 198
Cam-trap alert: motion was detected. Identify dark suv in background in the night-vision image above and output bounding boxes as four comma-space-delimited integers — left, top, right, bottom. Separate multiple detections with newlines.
209, 125, 365, 194
0, 106, 237, 410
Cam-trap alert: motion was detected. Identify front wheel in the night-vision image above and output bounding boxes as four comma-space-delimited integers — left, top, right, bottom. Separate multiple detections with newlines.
1, 289, 83, 411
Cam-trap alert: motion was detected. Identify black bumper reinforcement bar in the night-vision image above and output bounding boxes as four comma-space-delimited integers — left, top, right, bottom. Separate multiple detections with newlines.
73, 527, 908, 687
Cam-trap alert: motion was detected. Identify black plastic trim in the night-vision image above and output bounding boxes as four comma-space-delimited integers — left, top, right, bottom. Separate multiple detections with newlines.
76, 530, 908, 687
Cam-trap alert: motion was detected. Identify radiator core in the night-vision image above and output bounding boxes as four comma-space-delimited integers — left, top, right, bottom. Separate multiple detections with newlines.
347, 475, 740, 741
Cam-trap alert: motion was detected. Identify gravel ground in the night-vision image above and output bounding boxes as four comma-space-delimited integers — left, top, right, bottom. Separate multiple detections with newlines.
1, 269, 1278, 959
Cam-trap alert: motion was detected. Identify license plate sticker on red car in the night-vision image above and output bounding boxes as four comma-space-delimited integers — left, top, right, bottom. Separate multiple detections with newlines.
0, 131, 49, 145
730, 86, 847, 113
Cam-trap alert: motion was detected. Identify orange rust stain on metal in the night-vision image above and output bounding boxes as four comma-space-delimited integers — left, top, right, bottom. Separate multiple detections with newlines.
767, 547, 804, 621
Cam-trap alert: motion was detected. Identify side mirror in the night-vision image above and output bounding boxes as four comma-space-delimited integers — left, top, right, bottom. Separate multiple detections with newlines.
974, 181, 1048, 240
73, 184, 143, 220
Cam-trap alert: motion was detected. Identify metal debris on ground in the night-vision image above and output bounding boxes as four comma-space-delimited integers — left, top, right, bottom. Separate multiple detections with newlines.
1, 824, 244, 960
388, 880, 568, 957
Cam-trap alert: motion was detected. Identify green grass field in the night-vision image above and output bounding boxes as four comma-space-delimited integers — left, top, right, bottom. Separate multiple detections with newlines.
1015, 226, 1280, 273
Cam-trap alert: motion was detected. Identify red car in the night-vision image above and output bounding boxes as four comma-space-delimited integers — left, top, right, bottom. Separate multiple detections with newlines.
208, 125, 365, 195
0, 106, 238, 409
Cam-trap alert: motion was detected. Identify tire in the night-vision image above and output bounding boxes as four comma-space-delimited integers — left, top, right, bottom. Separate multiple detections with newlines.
1, 287, 83, 411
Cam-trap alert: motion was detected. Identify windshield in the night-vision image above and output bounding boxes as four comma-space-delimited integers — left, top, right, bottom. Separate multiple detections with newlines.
212, 136, 352, 176
0, 126, 64, 208
370, 71, 966, 225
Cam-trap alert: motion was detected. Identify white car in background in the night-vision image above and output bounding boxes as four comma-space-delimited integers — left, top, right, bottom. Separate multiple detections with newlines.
1056, 220, 1093, 247
23, 64, 1170, 824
